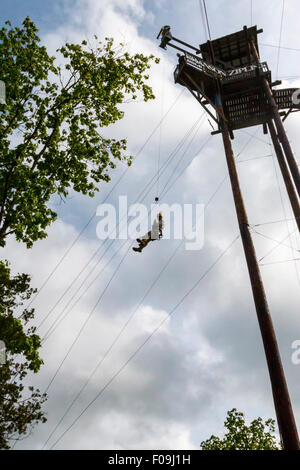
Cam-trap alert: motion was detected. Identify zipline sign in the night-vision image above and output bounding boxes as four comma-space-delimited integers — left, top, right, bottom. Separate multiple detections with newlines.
224, 63, 268, 83
185, 52, 226, 79
184, 52, 267, 82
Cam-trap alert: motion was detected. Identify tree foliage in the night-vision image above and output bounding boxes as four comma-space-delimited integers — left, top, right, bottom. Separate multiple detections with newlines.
0, 15, 159, 448
0, 358, 47, 449
200, 408, 281, 450
0, 260, 45, 449
0, 260, 42, 372
0, 17, 159, 247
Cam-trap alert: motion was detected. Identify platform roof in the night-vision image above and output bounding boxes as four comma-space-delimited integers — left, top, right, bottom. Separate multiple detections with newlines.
199, 26, 262, 70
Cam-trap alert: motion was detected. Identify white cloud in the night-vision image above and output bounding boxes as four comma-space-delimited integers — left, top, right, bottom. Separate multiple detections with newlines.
3, 0, 300, 450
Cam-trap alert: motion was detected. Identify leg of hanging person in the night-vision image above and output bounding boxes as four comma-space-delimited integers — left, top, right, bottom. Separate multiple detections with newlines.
150, 228, 159, 241
140, 231, 152, 243
139, 232, 152, 251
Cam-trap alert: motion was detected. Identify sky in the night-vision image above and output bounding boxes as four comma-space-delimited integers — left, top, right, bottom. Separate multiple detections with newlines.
1, 0, 300, 450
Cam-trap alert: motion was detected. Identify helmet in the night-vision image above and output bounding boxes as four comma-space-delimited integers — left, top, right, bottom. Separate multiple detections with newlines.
158, 212, 163, 217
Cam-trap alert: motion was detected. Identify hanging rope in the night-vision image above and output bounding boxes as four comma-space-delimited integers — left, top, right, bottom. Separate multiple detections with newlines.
202, 0, 212, 41
276, 0, 285, 79
198, 0, 209, 42
156, 59, 166, 201
39, 115, 207, 341
26, 88, 185, 311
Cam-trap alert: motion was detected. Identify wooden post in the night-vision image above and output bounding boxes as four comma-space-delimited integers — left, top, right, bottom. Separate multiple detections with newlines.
218, 99, 300, 450
251, 41, 300, 198
268, 119, 300, 234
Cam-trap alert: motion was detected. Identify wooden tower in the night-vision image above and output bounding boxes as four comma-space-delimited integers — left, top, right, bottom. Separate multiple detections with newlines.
157, 24, 300, 449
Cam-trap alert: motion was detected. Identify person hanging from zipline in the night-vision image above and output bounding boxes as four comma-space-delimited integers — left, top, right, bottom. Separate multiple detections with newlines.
132, 212, 164, 253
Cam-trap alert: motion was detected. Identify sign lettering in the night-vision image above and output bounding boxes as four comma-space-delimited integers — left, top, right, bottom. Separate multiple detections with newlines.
184, 52, 265, 81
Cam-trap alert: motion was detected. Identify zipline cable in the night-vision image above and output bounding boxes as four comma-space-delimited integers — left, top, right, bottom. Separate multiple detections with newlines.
257, 227, 297, 262
47, 92, 298, 449
260, 43, 300, 52
162, 127, 259, 199
161, 132, 211, 197
43, 126, 267, 446
42, 231, 183, 449
44, 241, 133, 394
42, 126, 259, 446
42, 67, 276, 448
237, 154, 272, 163
42, 134, 229, 447
253, 217, 300, 227
40, 117, 209, 396
42, 118, 208, 345
261, 258, 300, 266
241, 130, 273, 146
48, 234, 240, 449
26, 88, 185, 309
42, 239, 128, 341
159, 114, 206, 197
39, 10, 268, 333
253, 228, 300, 257
39, 114, 205, 336
268, 122, 300, 287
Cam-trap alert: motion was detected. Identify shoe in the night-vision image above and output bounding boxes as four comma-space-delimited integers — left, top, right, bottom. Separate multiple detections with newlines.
132, 247, 142, 253
136, 238, 141, 243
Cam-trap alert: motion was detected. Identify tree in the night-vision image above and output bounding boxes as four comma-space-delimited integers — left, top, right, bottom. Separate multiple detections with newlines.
0, 358, 47, 449
0, 16, 158, 449
0, 260, 45, 449
0, 17, 159, 247
0, 260, 42, 372
200, 408, 281, 450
